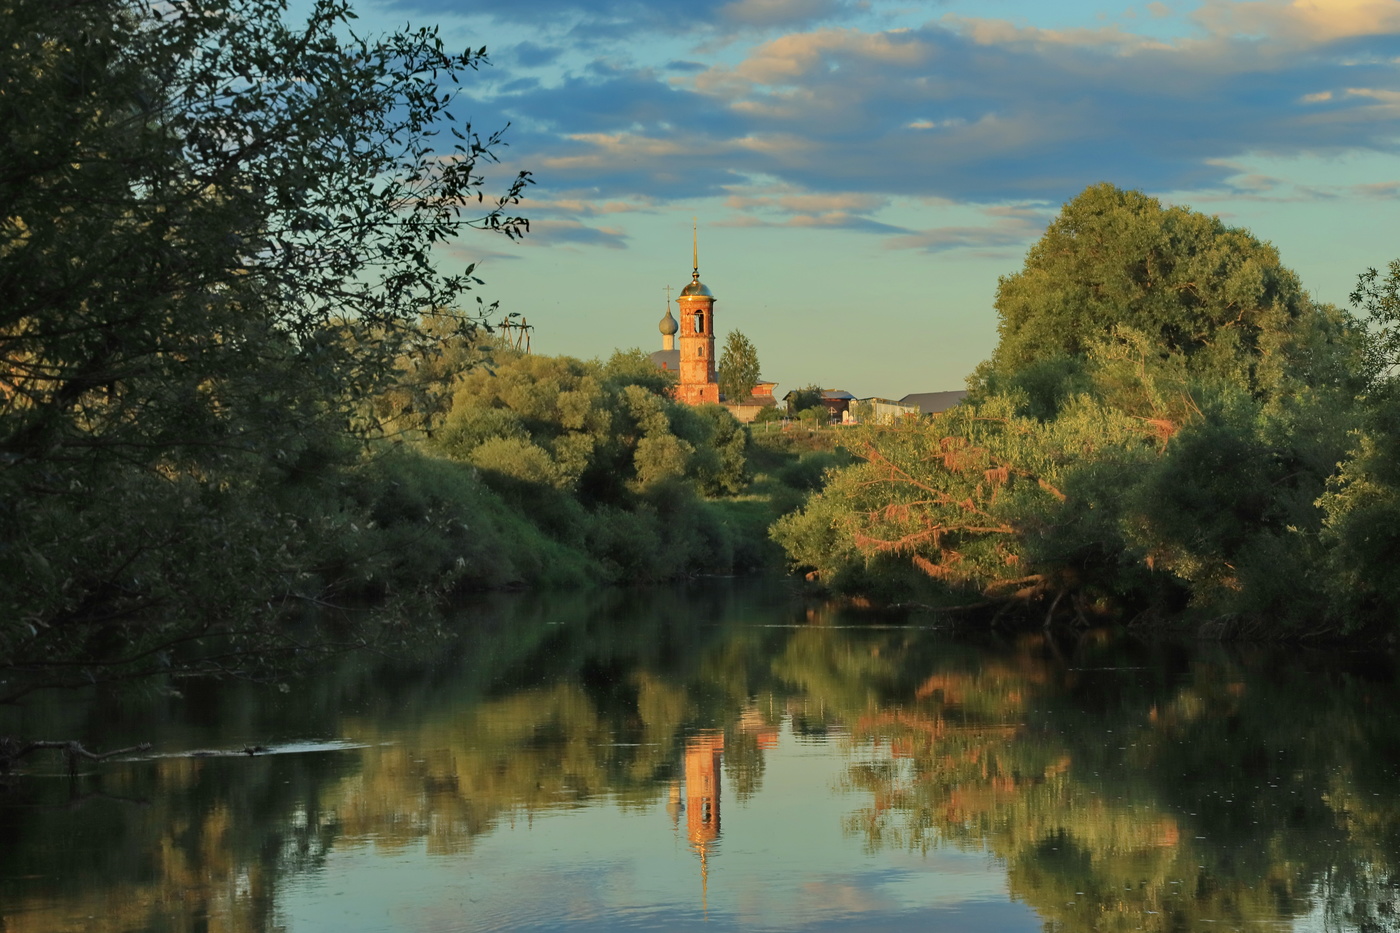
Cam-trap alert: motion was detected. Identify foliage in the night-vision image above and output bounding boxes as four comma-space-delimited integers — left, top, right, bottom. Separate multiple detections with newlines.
974, 183, 1327, 418
774, 184, 1378, 634
1313, 260, 1400, 623
424, 348, 754, 581
775, 449, 853, 493
1350, 259, 1400, 383
0, 0, 529, 691
785, 384, 824, 414
717, 330, 762, 401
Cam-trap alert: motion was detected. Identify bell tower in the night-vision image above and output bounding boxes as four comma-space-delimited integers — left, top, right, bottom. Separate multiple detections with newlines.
675, 223, 720, 405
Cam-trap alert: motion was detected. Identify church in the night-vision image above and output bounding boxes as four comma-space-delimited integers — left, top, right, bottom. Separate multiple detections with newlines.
649, 228, 720, 405
649, 230, 777, 416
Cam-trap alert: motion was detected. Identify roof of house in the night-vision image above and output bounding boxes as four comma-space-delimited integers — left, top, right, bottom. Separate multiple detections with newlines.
898, 390, 968, 414
649, 349, 680, 371
821, 389, 856, 400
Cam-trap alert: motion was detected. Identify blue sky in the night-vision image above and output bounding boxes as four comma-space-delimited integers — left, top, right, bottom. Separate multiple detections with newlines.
352, 0, 1400, 398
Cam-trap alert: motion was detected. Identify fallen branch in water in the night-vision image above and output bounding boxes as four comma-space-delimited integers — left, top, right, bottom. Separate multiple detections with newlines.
0, 738, 152, 775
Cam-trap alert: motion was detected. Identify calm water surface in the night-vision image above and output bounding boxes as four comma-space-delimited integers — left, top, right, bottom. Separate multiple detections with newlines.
2, 581, 1399, 932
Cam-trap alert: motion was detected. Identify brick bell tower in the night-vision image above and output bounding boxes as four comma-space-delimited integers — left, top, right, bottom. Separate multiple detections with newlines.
675, 223, 719, 405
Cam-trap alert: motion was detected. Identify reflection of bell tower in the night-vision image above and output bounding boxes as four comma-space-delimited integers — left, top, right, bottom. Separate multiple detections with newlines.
684, 732, 724, 899
675, 223, 719, 405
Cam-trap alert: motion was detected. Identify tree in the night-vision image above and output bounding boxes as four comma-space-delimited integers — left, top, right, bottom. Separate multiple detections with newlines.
0, 0, 530, 695
786, 384, 824, 415
1349, 259, 1400, 384
718, 330, 762, 401
2, 0, 529, 466
974, 183, 1350, 419
429, 349, 754, 578
775, 186, 1371, 633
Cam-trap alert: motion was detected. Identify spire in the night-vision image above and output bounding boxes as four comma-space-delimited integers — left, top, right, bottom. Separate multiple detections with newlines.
679, 220, 713, 298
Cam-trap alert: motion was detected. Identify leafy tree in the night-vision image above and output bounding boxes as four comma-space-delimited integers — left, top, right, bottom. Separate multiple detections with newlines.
1349, 259, 1400, 383
0, 0, 529, 692
973, 183, 1348, 419
786, 385, 824, 415
775, 186, 1372, 632
718, 330, 762, 401
1313, 261, 1400, 622
2, 0, 529, 469
428, 349, 754, 580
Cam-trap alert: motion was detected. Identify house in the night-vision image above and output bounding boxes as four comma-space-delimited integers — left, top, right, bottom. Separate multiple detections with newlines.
724, 379, 779, 423
899, 390, 967, 416
779, 388, 855, 421
819, 390, 856, 420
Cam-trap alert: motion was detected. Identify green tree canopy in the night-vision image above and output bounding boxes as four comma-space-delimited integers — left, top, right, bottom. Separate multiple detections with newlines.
975, 183, 1350, 419
774, 185, 1374, 633
0, 0, 529, 691
786, 385, 824, 415
718, 330, 762, 401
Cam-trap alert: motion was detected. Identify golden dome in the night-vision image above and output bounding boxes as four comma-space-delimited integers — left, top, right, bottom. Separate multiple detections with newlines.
680, 274, 713, 298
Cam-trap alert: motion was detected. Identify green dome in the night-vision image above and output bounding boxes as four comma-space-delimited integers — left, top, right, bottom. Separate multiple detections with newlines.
659, 309, 678, 335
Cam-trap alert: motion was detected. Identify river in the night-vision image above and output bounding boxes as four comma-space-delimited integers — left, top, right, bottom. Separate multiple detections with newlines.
2, 580, 1397, 932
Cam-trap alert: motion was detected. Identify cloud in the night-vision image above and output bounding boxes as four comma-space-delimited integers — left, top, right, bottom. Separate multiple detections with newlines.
882, 205, 1052, 253
721, 210, 913, 233
497, 68, 747, 140
511, 41, 563, 68
430, 0, 1400, 251
384, 0, 853, 38
521, 194, 661, 216
944, 15, 1168, 52
1353, 179, 1400, 196
719, 0, 848, 27
526, 219, 631, 248
718, 27, 930, 87
1195, 0, 1400, 43
723, 189, 889, 213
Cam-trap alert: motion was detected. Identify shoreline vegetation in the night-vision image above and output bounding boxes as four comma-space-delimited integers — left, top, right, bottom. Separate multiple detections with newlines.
6, 0, 1400, 704
775, 185, 1400, 645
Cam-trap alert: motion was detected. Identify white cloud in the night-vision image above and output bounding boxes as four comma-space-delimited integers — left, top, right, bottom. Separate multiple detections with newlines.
724, 27, 930, 86
486, 0, 1400, 224
882, 205, 1050, 253
1195, 0, 1400, 42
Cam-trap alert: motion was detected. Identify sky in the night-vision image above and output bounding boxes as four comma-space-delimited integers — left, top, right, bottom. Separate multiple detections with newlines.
347, 0, 1400, 399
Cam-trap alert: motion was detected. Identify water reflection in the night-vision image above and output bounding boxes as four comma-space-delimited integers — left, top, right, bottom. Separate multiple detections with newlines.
2, 583, 1399, 931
